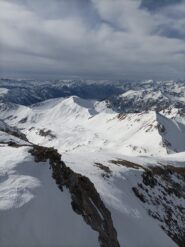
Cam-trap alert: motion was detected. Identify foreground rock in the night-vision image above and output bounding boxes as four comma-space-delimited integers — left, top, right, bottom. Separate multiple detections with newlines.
30, 145, 120, 247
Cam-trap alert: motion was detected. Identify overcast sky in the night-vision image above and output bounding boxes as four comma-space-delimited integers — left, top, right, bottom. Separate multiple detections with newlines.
0, 0, 185, 80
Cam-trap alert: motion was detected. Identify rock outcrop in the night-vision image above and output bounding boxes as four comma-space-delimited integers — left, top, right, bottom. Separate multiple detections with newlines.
30, 145, 120, 247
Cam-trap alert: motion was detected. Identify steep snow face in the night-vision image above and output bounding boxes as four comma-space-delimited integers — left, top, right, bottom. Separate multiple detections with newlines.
2, 96, 185, 156
0, 88, 8, 97
0, 144, 99, 247
156, 113, 185, 153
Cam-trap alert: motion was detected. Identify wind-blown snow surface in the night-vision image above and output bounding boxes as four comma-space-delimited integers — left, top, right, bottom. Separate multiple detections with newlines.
0, 96, 185, 247
0, 145, 98, 247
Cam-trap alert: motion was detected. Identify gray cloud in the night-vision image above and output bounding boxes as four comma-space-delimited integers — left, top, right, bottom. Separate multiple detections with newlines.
140, 0, 184, 11
0, 0, 185, 80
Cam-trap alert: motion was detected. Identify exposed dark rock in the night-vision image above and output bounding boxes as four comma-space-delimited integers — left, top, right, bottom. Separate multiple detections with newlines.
94, 163, 112, 178
133, 164, 185, 246
111, 159, 185, 245
142, 170, 157, 188
157, 123, 165, 133
38, 129, 56, 139
110, 159, 144, 170
0, 141, 29, 147
19, 117, 28, 123
6, 129, 28, 142
30, 145, 120, 247
132, 187, 146, 203
0, 120, 28, 142
8, 141, 31, 148
117, 113, 127, 120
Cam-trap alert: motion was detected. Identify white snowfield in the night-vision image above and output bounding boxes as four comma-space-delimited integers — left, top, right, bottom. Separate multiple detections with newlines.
1, 96, 185, 156
0, 145, 98, 247
0, 95, 185, 247
0, 88, 8, 97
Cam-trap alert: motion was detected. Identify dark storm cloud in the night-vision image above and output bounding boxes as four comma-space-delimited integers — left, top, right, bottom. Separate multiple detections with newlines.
140, 0, 184, 11
0, 0, 185, 80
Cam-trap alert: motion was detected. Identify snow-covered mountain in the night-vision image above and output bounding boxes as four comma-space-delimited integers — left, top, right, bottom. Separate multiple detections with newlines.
1, 96, 185, 155
107, 80, 185, 113
0, 78, 123, 105
0, 80, 185, 247
1, 79, 185, 112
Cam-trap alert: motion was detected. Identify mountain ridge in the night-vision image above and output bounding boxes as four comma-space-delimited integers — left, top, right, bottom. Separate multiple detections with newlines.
0, 80, 185, 247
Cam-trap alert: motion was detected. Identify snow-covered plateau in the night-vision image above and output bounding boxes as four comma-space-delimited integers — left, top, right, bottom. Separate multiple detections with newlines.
0, 79, 184, 247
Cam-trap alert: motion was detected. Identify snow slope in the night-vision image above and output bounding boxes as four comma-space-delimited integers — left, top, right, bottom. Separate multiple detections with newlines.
0, 88, 8, 97
62, 151, 183, 247
1, 96, 185, 156
0, 95, 185, 247
0, 133, 180, 247
156, 113, 185, 153
0, 144, 99, 247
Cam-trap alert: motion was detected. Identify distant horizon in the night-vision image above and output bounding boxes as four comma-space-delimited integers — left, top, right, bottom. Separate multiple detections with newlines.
0, 74, 184, 82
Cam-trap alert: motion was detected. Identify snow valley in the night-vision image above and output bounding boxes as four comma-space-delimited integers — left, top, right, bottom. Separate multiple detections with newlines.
0, 79, 185, 247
